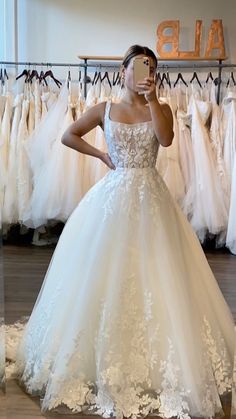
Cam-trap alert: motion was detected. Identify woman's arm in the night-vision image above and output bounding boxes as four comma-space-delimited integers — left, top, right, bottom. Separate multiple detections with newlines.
136, 77, 174, 147
61, 102, 115, 169
148, 99, 174, 147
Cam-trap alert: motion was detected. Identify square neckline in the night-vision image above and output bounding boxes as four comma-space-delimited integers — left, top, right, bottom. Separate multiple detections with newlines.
107, 101, 153, 126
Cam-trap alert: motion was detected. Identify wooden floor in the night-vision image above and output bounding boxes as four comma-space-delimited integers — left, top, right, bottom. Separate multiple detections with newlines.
2, 244, 236, 418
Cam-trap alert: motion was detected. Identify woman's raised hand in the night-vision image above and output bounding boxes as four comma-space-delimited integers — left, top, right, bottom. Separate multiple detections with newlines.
136, 76, 157, 102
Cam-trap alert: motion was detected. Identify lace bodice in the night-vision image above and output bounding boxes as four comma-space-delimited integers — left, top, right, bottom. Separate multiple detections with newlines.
104, 101, 159, 168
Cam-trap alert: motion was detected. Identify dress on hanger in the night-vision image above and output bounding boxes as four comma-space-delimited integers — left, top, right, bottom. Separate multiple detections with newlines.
156, 93, 185, 206
90, 84, 110, 187
0, 95, 6, 124
23, 84, 84, 228
41, 89, 58, 120
209, 84, 230, 210
185, 90, 228, 244
28, 86, 35, 136
3, 93, 24, 224
82, 82, 104, 192
176, 108, 194, 207
221, 90, 236, 188
24, 82, 69, 215
226, 150, 236, 255
34, 81, 42, 128
16, 96, 32, 222
0, 90, 13, 212
12, 100, 236, 419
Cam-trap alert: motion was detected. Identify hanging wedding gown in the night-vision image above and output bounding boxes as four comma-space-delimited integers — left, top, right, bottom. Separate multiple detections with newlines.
11, 100, 236, 419
185, 90, 228, 244
176, 108, 195, 216
0, 90, 13, 211
2, 93, 24, 224
16, 96, 33, 223
226, 150, 236, 255
209, 84, 230, 210
28, 87, 35, 136
23, 83, 84, 228
23, 83, 69, 227
156, 93, 185, 206
221, 90, 236, 186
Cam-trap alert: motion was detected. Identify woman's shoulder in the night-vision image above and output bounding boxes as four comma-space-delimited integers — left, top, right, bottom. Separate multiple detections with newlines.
91, 101, 110, 129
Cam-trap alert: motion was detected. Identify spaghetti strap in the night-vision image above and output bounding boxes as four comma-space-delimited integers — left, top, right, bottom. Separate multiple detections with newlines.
103, 100, 112, 127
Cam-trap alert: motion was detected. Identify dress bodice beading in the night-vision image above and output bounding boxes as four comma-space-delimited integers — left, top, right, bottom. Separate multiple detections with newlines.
104, 101, 159, 168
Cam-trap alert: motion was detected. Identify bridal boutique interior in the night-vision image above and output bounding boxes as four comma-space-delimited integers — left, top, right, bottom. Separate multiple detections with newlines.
1, 0, 236, 418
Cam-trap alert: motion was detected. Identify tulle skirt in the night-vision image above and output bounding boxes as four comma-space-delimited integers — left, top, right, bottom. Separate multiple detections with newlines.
13, 167, 236, 419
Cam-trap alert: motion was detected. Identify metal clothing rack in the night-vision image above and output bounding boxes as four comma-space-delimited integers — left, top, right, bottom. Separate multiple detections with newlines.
78, 55, 236, 104
0, 59, 121, 101
1, 58, 236, 104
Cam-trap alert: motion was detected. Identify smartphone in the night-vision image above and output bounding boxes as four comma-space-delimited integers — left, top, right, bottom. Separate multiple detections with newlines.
133, 56, 150, 88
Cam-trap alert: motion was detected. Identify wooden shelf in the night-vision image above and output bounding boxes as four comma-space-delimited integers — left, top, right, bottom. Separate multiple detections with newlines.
78, 56, 123, 61
78, 55, 227, 62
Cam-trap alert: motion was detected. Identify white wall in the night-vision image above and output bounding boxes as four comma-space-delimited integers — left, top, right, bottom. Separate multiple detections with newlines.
0, 0, 18, 61
15, 0, 236, 63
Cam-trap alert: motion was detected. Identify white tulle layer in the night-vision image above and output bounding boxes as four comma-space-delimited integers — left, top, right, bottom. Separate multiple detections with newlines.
7, 168, 236, 419
226, 153, 236, 255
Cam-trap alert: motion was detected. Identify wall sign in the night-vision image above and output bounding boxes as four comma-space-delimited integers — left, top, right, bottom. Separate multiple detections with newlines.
156, 19, 226, 59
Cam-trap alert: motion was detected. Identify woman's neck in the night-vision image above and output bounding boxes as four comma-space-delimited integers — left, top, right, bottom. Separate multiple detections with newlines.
121, 89, 148, 107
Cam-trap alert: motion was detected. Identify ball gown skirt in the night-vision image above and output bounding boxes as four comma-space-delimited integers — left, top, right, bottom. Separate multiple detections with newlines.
13, 101, 236, 419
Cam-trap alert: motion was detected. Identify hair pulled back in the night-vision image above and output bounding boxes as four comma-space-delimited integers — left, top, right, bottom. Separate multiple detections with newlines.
122, 45, 158, 68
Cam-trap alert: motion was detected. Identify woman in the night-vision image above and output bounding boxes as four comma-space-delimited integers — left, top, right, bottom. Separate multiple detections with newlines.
15, 45, 236, 419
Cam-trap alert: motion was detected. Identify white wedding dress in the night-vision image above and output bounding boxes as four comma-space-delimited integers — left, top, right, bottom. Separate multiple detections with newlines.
13, 101, 236, 419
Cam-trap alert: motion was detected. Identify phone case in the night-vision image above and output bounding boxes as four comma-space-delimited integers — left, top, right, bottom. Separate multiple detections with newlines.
133, 57, 150, 86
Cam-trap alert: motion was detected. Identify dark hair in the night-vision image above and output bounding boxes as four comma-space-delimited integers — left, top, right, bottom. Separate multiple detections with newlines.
122, 44, 158, 68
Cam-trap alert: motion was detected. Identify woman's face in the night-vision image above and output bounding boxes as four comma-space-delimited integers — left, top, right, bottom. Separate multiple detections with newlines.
123, 54, 156, 92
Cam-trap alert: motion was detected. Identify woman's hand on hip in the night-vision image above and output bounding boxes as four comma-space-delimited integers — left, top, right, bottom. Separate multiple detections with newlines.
99, 152, 116, 170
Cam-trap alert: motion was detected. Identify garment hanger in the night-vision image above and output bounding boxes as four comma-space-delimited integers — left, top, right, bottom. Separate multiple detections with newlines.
43, 67, 62, 88
115, 69, 121, 86
25, 69, 32, 83
190, 71, 202, 88
155, 72, 162, 85
28, 69, 40, 83
112, 71, 116, 86
16, 67, 30, 81
44, 70, 62, 87
67, 69, 71, 89
78, 69, 84, 90
205, 71, 214, 83
112, 71, 120, 86
92, 70, 98, 85
173, 72, 188, 88
159, 72, 171, 89
165, 69, 171, 88
39, 69, 45, 84
0, 69, 4, 86
101, 71, 111, 87
226, 71, 236, 87
158, 73, 166, 89
3, 69, 9, 81
94, 71, 102, 85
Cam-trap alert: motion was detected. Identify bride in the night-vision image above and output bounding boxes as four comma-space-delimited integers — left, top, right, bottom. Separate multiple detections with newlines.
13, 45, 236, 419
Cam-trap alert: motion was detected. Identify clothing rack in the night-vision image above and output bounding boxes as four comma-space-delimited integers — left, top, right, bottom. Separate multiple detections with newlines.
78, 55, 236, 104
1, 59, 236, 105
